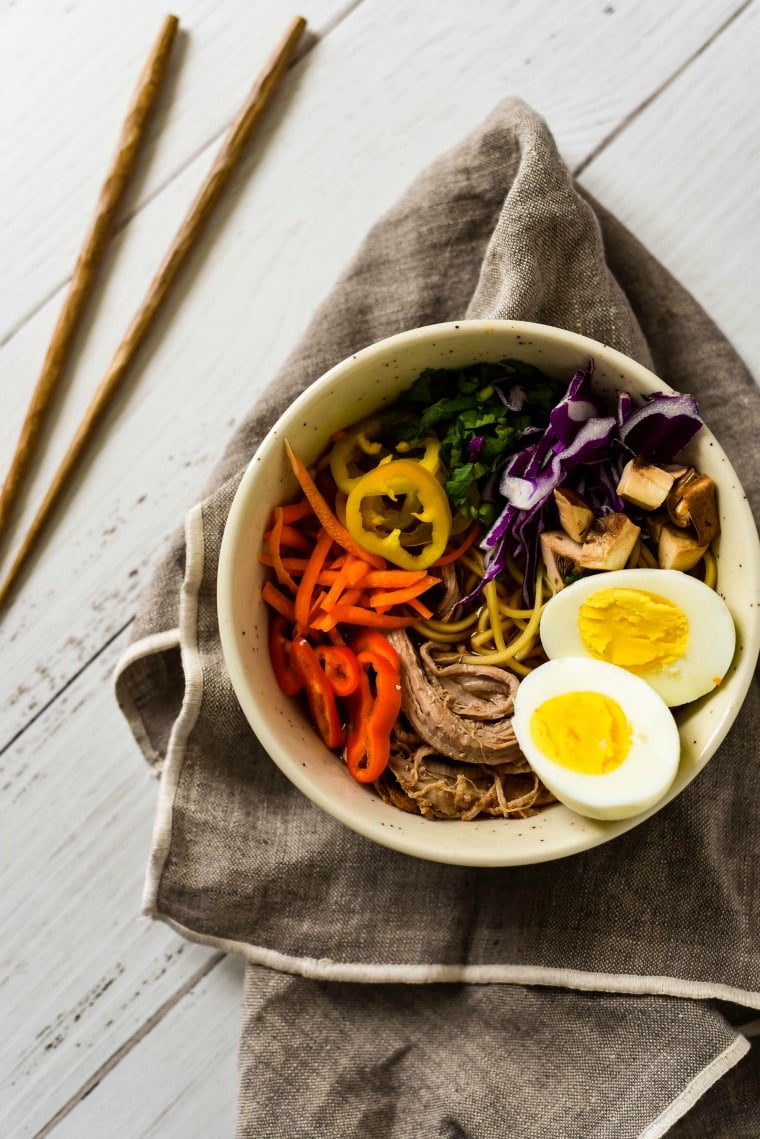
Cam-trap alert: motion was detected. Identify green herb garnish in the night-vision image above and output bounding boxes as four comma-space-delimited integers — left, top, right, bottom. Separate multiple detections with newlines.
385, 360, 566, 525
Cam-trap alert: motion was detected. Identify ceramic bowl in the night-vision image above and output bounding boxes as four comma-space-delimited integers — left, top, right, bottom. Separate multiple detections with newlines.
217, 320, 760, 866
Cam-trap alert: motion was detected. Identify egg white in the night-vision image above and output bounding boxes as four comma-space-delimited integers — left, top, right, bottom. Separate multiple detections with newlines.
538, 568, 736, 707
513, 657, 680, 821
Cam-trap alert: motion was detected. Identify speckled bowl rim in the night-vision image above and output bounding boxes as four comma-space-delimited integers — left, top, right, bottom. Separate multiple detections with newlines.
218, 320, 760, 867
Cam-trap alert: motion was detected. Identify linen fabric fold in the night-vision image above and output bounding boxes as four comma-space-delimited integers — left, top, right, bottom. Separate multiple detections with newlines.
235, 970, 755, 1139
115, 97, 760, 1134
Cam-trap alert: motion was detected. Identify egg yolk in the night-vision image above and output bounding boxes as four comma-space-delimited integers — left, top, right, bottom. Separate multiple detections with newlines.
530, 691, 632, 774
577, 588, 689, 671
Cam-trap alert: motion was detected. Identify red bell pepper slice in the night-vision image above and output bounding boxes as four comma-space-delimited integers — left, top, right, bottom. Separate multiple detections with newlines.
345, 649, 402, 783
291, 636, 345, 750
268, 615, 303, 696
348, 629, 400, 671
314, 644, 361, 697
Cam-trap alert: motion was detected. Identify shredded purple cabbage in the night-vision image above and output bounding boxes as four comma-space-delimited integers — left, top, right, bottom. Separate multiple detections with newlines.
472, 363, 704, 602
467, 435, 484, 462
617, 392, 702, 460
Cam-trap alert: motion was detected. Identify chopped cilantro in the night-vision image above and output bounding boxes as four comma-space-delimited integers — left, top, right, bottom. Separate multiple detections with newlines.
384, 360, 566, 525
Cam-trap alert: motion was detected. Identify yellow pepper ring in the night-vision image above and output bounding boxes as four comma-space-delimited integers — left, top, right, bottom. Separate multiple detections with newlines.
391, 436, 442, 476
345, 459, 452, 571
329, 416, 386, 494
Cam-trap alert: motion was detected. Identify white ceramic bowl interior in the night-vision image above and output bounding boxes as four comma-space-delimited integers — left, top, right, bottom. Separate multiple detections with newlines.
218, 320, 760, 866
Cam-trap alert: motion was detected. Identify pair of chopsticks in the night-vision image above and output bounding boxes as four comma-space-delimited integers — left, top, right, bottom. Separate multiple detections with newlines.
0, 14, 307, 612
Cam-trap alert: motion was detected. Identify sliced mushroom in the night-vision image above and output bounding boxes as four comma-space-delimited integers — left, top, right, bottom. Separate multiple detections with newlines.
616, 456, 675, 510
644, 510, 669, 546
664, 469, 698, 524
665, 473, 720, 546
579, 513, 641, 571
658, 523, 709, 571
539, 530, 584, 592
553, 487, 595, 543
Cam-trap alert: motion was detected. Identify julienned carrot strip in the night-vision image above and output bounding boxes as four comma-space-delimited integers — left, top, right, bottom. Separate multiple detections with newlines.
267, 507, 298, 593
284, 441, 386, 569
280, 497, 313, 523
338, 588, 364, 607
258, 553, 310, 572
367, 575, 438, 609
264, 523, 313, 554
321, 557, 370, 612
262, 580, 296, 621
322, 605, 418, 629
295, 530, 334, 631
432, 522, 480, 566
310, 592, 366, 632
408, 597, 434, 619
360, 569, 428, 588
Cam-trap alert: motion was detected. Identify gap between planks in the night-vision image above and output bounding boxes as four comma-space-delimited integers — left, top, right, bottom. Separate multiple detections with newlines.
31, 951, 227, 1139
573, 0, 754, 177
0, 616, 135, 757
0, 0, 368, 351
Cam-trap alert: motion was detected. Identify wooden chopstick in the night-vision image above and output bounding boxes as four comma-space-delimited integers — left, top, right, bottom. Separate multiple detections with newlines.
0, 15, 307, 613
0, 14, 179, 552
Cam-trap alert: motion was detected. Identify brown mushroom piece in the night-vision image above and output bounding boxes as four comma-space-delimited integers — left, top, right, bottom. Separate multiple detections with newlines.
657, 524, 708, 571
552, 487, 595, 543
579, 513, 641, 571
540, 530, 584, 592
616, 456, 675, 510
665, 472, 720, 546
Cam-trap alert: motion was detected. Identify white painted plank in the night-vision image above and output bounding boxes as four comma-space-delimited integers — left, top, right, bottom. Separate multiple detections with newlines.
578, 1, 760, 378
0, 627, 222, 1138
48, 957, 245, 1139
0, 0, 744, 741
0, 0, 352, 342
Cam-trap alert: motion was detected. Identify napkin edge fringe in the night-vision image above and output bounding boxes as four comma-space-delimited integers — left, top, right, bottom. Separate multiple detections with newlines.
139, 503, 206, 919
148, 909, 760, 1010
637, 1034, 750, 1139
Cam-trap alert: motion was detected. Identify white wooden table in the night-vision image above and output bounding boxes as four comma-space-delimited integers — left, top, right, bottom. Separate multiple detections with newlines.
2, 1, 758, 1134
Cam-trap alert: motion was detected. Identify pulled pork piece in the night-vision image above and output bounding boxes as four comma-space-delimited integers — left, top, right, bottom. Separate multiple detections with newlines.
376, 745, 555, 820
420, 642, 517, 720
386, 630, 523, 766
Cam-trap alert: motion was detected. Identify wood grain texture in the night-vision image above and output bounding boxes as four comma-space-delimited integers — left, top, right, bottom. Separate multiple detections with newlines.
0, 15, 305, 610
48, 957, 245, 1139
0, 628, 220, 1137
1, 0, 758, 1134
0, 15, 179, 551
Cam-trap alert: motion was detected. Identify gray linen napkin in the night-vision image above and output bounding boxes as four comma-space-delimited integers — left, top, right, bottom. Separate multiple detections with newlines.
115, 98, 760, 1136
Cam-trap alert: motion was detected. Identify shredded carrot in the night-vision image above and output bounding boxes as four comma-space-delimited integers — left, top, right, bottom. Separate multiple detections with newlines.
264, 522, 313, 554
262, 581, 296, 621
322, 605, 418, 629
433, 522, 480, 566
367, 575, 439, 609
258, 553, 309, 572
280, 497, 313, 524
321, 556, 370, 612
408, 597, 434, 619
284, 441, 386, 569
360, 569, 429, 588
295, 530, 334, 631
267, 507, 298, 593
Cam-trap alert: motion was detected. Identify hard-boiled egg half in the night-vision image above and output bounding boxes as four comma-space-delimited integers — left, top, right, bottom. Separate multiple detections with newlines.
512, 657, 680, 820
539, 568, 735, 707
